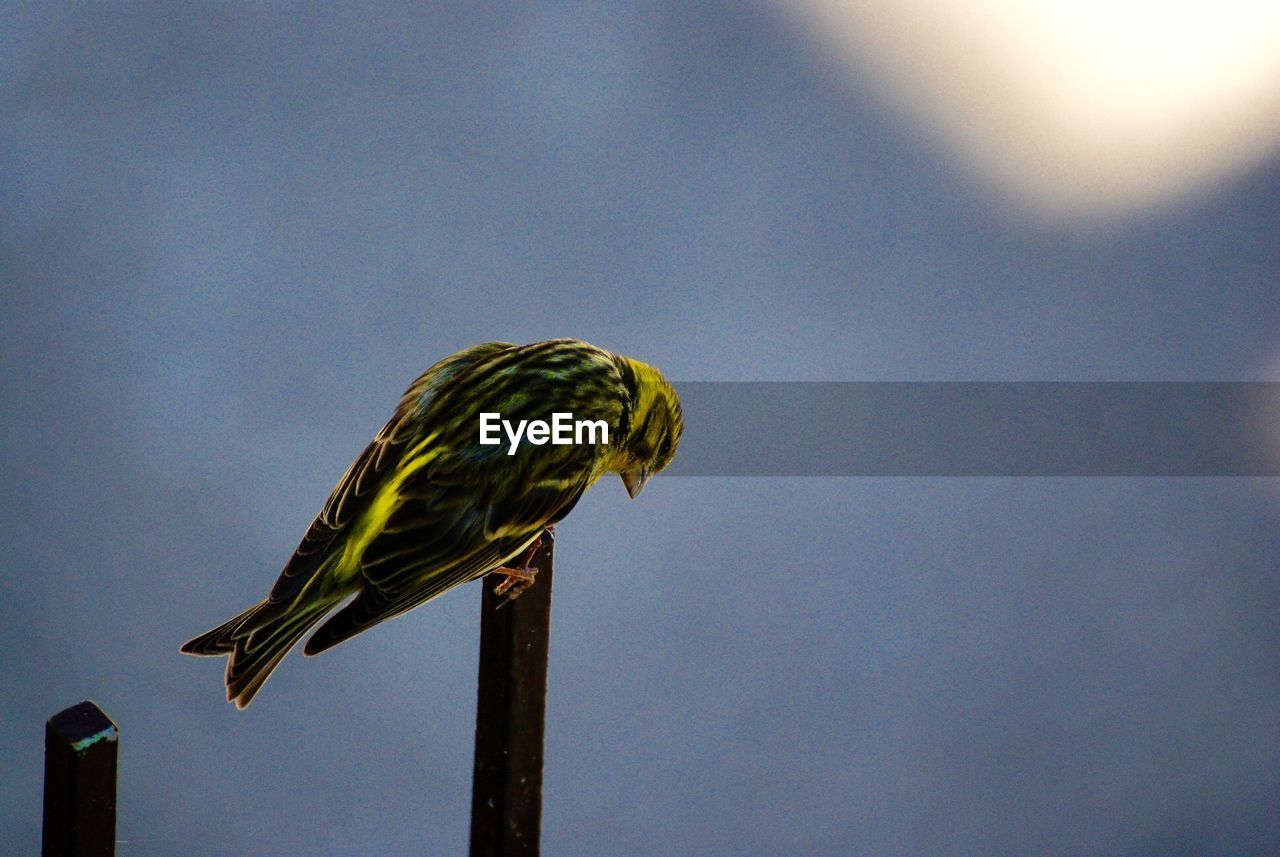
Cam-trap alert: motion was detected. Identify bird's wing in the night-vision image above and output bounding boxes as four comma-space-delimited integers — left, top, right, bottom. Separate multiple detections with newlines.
367, 465, 593, 605
302, 537, 514, 656
482, 474, 590, 539
262, 341, 515, 609
302, 458, 595, 656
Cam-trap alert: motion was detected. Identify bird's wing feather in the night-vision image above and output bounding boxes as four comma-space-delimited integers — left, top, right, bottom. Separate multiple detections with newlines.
303, 463, 593, 656
303, 540, 515, 656
264, 341, 514, 607
265, 425, 409, 604
482, 475, 591, 540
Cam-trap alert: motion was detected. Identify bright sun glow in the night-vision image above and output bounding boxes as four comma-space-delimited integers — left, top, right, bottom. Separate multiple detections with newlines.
781, 0, 1280, 215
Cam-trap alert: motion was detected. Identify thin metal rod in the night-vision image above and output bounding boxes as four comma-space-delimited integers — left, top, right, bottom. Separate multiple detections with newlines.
42, 700, 118, 857
469, 538, 554, 857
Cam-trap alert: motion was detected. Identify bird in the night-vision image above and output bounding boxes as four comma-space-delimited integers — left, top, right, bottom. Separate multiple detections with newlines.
180, 338, 683, 708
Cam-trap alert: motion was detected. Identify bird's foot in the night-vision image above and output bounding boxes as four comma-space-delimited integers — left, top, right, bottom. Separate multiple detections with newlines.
492, 564, 538, 600
490, 532, 551, 602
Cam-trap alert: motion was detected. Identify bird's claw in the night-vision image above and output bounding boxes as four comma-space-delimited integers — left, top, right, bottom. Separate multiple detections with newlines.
490, 529, 553, 606
492, 565, 538, 601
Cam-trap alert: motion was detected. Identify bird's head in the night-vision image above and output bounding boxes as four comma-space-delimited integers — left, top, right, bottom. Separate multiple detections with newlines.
614, 357, 683, 498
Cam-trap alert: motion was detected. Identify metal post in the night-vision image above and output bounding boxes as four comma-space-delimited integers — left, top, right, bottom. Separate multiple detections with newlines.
42, 700, 118, 857
470, 537, 554, 857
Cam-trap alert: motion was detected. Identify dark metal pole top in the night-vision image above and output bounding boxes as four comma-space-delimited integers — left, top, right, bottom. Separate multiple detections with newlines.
47, 701, 118, 753
43, 700, 119, 857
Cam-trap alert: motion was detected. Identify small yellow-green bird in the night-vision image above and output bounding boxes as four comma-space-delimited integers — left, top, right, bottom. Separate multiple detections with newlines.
181, 339, 682, 708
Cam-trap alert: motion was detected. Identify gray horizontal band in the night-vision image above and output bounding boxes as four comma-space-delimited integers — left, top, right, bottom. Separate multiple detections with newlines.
663, 383, 1280, 476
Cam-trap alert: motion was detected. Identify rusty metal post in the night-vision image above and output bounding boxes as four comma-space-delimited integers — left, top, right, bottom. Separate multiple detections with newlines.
470, 537, 554, 857
42, 700, 118, 857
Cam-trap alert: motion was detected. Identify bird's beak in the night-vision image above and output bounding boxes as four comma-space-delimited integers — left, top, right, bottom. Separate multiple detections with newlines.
621, 467, 649, 498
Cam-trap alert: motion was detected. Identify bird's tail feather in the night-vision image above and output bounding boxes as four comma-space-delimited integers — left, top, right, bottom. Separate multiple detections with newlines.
181, 598, 335, 708
180, 600, 281, 656
222, 601, 335, 709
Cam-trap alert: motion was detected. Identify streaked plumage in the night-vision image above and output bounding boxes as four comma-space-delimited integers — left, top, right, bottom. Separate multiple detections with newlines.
181, 338, 682, 708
